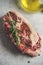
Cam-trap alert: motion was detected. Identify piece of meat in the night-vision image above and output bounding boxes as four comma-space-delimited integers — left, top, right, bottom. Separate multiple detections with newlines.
2, 11, 41, 57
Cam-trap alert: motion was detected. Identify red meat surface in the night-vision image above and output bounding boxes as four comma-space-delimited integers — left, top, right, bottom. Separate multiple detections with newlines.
2, 11, 41, 56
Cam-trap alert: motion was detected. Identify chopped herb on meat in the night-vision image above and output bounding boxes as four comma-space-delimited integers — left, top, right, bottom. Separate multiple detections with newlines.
10, 20, 20, 45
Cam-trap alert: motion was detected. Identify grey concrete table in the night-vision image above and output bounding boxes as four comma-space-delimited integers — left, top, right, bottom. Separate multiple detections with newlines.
0, 0, 43, 65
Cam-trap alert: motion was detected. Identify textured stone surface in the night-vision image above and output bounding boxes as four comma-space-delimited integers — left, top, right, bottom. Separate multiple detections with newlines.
0, 0, 43, 65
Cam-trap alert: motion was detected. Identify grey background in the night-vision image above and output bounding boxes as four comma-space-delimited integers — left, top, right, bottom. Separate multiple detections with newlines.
0, 0, 43, 65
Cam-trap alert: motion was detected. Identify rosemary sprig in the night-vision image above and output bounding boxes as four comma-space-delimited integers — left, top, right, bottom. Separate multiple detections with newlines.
10, 20, 20, 45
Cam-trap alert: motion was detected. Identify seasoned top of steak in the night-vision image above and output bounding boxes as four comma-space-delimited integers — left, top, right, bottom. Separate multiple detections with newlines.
3, 11, 41, 56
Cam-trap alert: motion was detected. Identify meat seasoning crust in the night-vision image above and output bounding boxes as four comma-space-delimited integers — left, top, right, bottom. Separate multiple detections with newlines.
2, 11, 41, 57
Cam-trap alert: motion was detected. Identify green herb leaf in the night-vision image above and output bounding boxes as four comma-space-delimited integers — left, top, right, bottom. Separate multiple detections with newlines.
10, 20, 21, 45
